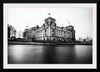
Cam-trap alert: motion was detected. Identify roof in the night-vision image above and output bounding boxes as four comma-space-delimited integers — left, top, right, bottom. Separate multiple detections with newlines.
44, 17, 56, 22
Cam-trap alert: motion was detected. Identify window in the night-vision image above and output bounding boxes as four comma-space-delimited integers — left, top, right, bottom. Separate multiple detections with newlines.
52, 29, 55, 32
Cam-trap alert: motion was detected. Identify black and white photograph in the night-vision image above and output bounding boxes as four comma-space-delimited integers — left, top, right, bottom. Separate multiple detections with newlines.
3, 3, 97, 69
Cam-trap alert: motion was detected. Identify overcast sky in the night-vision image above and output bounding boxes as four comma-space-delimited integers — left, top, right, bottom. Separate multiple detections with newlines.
8, 8, 92, 39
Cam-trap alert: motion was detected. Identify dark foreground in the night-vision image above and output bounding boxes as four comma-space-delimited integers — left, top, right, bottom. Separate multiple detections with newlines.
8, 44, 92, 64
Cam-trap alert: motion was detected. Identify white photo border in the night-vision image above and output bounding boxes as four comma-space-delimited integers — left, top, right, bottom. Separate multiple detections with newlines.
3, 3, 97, 69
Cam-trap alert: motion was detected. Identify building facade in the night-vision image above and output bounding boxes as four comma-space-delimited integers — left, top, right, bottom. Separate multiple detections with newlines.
8, 24, 16, 40
23, 16, 75, 42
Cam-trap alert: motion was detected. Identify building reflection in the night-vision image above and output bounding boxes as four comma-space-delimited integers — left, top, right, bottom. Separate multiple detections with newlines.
8, 45, 24, 63
8, 45, 92, 64
55, 45, 77, 64
8, 45, 44, 64
42, 45, 58, 64
75, 45, 92, 64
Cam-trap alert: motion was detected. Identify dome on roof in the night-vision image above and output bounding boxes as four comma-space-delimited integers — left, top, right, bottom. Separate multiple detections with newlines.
44, 17, 56, 23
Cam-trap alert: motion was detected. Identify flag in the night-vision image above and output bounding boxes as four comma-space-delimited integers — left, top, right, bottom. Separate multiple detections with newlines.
68, 22, 70, 24
48, 13, 50, 15
48, 13, 51, 16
